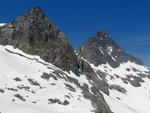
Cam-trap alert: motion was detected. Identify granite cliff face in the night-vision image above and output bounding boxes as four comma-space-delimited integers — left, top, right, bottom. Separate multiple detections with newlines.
77, 30, 142, 68
0, 6, 79, 75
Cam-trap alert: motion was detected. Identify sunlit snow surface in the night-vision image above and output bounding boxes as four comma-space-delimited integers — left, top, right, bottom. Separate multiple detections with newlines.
0, 45, 94, 113
1, 43, 150, 113
0, 23, 5, 26
89, 60, 150, 113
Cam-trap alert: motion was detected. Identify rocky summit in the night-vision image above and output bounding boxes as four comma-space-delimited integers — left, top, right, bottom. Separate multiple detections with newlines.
0, 6, 79, 75
0, 6, 150, 113
77, 30, 142, 68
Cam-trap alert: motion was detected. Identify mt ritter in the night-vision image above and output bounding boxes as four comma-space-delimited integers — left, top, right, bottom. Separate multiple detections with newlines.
0, 6, 150, 113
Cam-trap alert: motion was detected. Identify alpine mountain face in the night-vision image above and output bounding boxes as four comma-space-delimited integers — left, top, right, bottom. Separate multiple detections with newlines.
0, 6, 150, 113
0, 6, 79, 75
77, 30, 150, 113
76, 30, 142, 68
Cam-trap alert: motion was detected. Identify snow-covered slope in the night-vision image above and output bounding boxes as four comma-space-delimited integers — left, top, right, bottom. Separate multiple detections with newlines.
103, 63, 150, 113
84, 58, 150, 113
1, 43, 150, 113
76, 29, 150, 113
0, 23, 5, 26
0, 45, 94, 113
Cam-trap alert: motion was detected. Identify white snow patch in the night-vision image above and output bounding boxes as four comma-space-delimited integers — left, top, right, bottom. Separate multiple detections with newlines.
0, 23, 5, 26
99, 47, 104, 54
103, 76, 150, 113
90, 61, 149, 78
107, 46, 116, 61
88, 58, 150, 113
107, 46, 113, 55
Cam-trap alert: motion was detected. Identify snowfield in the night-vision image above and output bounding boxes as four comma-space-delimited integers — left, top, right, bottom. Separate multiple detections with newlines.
90, 60, 150, 113
0, 44, 150, 113
0, 45, 94, 113
79, 53, 150, 113
0, 23, 5, 26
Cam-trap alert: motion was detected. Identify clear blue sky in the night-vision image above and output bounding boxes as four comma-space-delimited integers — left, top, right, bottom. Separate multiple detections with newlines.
0, 0, 150, 66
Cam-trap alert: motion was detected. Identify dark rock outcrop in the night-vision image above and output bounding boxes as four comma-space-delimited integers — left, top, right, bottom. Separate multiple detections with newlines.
0, 6, 79, 75
110, 84, 127, 94
77, 57, 110, 95
77, 30, 142, 68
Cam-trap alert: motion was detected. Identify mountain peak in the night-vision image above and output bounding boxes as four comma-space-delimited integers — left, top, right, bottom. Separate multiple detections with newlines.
0, 7, 79, 75
31, 6, 42, 10
22, 6, 46, 21
28, 6, 44, 14
77, 30, 142, 67
96, 30, 109, 37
